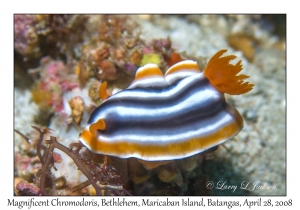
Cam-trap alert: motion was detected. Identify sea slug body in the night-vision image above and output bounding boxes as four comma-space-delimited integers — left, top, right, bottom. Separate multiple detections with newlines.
79, 49, 254, 161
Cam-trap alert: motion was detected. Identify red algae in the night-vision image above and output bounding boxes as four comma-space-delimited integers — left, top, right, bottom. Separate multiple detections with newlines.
14, 127, 131, 196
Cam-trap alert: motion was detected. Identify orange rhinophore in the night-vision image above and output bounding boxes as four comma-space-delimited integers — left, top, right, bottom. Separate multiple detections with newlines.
99, 81, 110, 101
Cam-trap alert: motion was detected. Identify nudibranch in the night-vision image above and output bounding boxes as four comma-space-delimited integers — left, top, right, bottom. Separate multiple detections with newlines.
79, 49, 254, 161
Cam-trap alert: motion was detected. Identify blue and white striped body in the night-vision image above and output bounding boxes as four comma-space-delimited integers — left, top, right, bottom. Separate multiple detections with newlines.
80, 50, 252, 161
80, 50, 254, 161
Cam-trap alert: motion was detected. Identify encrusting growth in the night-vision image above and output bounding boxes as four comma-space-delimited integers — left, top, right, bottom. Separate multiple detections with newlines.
203, 49, 254, 95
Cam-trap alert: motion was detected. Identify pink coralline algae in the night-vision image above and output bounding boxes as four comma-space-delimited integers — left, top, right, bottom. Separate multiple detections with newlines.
14, 14, 88, 60
14, 15, 40, 58
30, 57, 79, 117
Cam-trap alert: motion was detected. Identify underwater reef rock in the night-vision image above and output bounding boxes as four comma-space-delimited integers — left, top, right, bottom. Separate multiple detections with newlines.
14, 14, 88, 61
14, 14, 286, 196
14, 15, 40, 59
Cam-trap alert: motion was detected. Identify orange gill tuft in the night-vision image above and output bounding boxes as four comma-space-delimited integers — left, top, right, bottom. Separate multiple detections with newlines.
203, 49, 254, 95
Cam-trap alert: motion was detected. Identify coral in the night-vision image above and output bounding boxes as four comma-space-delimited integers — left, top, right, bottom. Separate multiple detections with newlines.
74, 61, 90, 88
79, 15, 182, 83
89, 45, 110, 66
152, 38, 172, 55
98, 15, 128, 43
42, 15, 88, 55
88, 80, 101, 102
29, 57, 80, 123
97, 60, 118, 80
81, 15, 143, 81
129, 49, 143, 66
31, 83, 53, 108
68, 96, 84, 124
15, 178, 40, 196
14, 15, 88, 60
26, 14, 181, 97
14, 15, 40, 59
